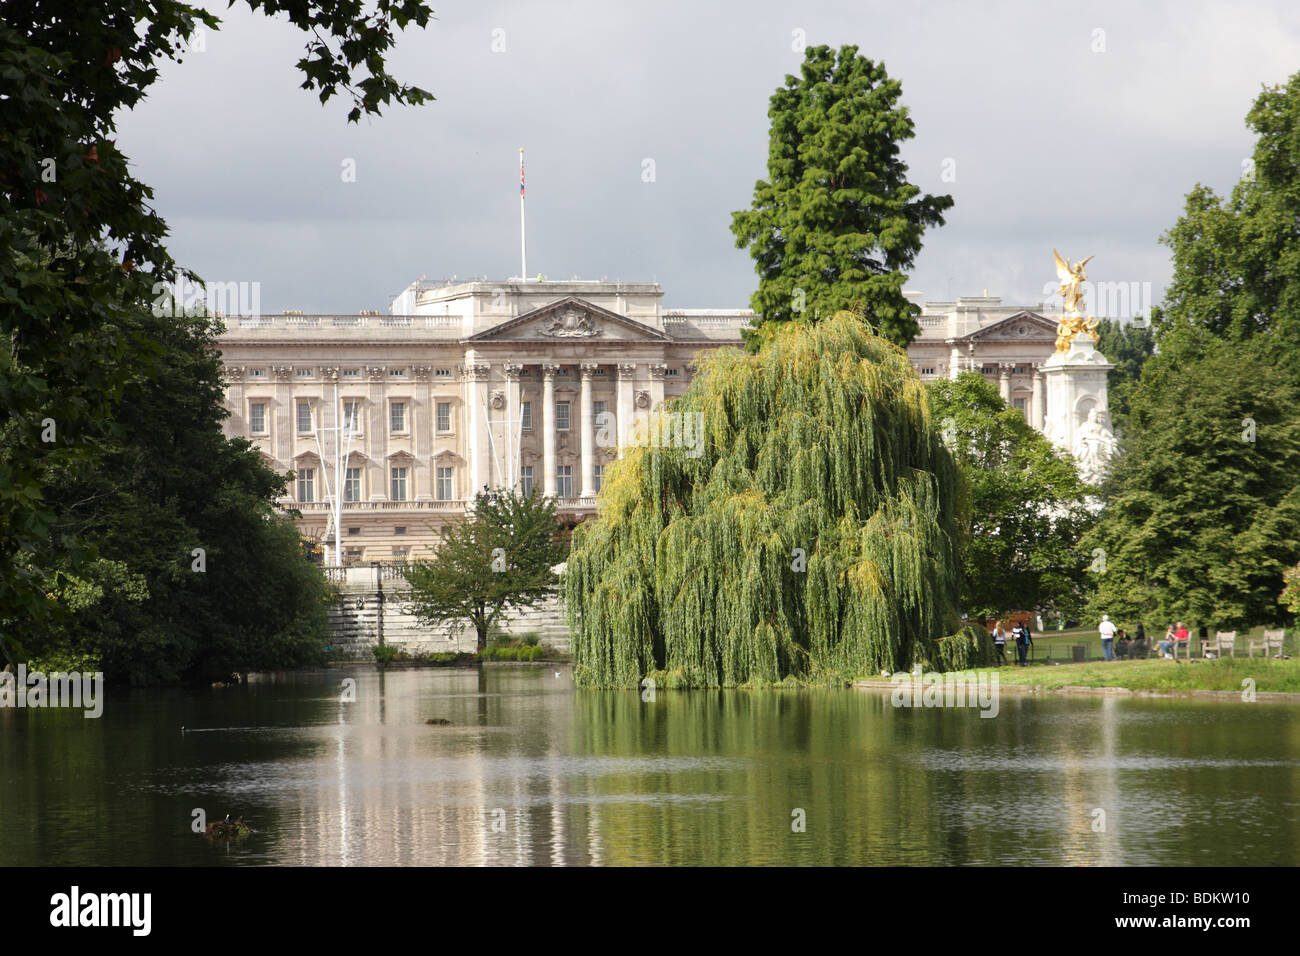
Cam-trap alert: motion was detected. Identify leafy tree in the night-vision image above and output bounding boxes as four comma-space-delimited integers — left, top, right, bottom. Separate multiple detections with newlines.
1087, 69, 1300, 632
1082, 335, 1300, 630
928, 372, 1095, 622
1093, 317, 1155, 428
0, 0, 433, 638
567, 313, 991, 688
405, 491, 567, 651
1155, 71, 1300, 349
22, 304, 334, 683
731, 45, 952, 349
1280, 562, 1300, 620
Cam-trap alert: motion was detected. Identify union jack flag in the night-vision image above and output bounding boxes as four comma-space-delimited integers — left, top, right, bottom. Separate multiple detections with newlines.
520, 157, 525, 198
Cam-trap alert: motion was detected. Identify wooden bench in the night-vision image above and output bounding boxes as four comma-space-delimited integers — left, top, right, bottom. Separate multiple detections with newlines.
1201, 630, 1237, 658
1248, 628, 1285, 658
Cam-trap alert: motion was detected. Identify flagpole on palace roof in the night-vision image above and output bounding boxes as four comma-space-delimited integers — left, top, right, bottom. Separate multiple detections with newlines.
519, 147, 527, 282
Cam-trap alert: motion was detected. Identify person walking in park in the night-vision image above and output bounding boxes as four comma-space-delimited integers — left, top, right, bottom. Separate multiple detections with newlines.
1099, 614, 1117, 661
1013, 620, 1029, 667
992, 620, 1008, 665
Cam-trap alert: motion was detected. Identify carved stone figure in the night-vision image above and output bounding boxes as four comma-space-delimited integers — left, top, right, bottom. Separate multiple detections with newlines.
1074, 409, 1116, 484
541, 307, 600, 338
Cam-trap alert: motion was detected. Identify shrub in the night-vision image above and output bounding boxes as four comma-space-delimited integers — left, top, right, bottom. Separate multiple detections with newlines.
372, 644, 402, 664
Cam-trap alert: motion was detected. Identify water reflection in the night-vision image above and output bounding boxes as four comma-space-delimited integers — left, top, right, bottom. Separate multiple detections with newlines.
1, 667, 1297, 866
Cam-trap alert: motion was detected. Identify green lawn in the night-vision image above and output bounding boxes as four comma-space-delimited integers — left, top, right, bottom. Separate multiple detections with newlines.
975, 656, 1300, 694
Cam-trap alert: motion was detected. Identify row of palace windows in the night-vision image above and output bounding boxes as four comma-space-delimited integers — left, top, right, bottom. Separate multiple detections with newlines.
295, 463, 604, 503
246, 366, 683, 381
250, 399, 615, 437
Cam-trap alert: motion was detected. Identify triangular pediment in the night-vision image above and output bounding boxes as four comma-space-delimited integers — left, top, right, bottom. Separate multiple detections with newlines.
467, 296, 670, 343
958, 310, 1057, 343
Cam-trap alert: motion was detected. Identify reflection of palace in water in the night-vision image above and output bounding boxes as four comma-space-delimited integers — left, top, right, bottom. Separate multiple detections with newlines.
260, 670, 603, 866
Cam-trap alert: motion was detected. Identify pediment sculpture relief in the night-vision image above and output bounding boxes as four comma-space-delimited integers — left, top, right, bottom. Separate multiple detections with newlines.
541, 307, 600, 338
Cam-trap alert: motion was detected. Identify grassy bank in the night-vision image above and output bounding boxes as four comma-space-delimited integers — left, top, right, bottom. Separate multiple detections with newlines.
955, 656, 1300, 694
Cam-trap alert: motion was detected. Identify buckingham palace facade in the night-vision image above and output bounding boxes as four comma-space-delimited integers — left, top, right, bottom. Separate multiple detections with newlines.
217, 279, 1070, 562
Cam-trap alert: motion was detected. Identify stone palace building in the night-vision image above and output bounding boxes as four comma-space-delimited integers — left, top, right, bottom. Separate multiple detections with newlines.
216, 279, 1100, 562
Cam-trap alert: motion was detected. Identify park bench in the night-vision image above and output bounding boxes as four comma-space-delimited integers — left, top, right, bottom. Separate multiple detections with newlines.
1201, 630, 1237, 658
1170, 637, 1192, 660
1248, 628, 1285, 658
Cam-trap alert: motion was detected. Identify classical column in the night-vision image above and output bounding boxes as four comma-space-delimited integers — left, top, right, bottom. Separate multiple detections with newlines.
414, 365, 433, 499
616, 362, 637, 459
998, 364, 1012, 404
948, 346, 961, 381
367, 365, 388, 498
1031, 367, 1045, 432
464, 361, 491, 496
580, 363, 597, 497
505, 362, 523, 492
542, 363, 559, 497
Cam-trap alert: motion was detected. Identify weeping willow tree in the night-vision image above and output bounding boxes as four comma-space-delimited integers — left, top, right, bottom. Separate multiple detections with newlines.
567, 311, 990, 688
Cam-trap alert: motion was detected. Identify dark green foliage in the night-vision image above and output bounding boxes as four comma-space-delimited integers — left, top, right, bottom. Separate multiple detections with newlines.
1086, 72, 1300, 630
567, 312, 970, 687
0, 0, 433, 646
1084, 335, 1300, 628
405, 490, 567, 651
731, 45, 952, 348
23, 307, 333, 683
927, 372, 1095, 621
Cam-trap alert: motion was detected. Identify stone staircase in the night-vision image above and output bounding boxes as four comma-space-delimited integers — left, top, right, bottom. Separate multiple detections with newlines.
325, 564, 570, 659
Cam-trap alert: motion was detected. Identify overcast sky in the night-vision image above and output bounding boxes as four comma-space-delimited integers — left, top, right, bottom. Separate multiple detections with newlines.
116, 0, 1300, 316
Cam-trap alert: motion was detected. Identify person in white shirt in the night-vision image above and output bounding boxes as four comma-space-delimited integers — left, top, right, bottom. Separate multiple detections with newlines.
1099, 614, 1117, 661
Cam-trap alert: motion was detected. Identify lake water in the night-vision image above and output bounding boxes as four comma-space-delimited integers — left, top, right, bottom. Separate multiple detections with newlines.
3, 665, 1298, 866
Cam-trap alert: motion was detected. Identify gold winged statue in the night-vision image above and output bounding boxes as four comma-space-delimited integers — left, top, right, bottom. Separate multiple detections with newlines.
1052, 248, 1099, 352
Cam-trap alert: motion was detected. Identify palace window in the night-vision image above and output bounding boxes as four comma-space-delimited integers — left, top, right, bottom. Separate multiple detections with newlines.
436, 401, 452, 433
520, 401, 532, 431
296, 367, 313, 378
1013, 397, 1028, 420
593, 400, 607, 429
347, 527, 360, 536
343, 368, 360, 378
920, 367, 936, 376
520, 465, 534, 496
391, 467, 408, 502
249, 402, 267, 434
249, 368, 266, 378
394, 526, 407, 536
392, 546, 409, 559
297, 468, 314, 503
344, 547, 363, 562
593, 464, 602, 494
434, 368, 451, 378
557, 465, 573, 497
390, 401, 406, 433
344, 467, 361, 502
389, 368, 405, 377
343, 400, 362, 432
297, 401, 312, 433
436, 467, 453, 501
666, 368, 679, 376
556, 401, 571, 431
